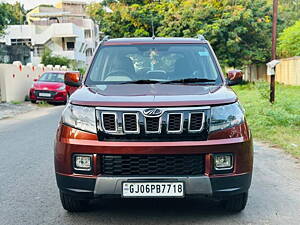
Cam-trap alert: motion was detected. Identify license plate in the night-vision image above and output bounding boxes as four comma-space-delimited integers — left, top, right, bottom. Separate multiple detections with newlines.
39, 92, 51, 97
122, 182, 184, 197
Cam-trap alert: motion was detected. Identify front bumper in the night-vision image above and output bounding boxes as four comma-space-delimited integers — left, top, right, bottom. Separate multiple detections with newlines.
55, 124, 253, 199
56, 173, 252, 199
29, 89, 67, 102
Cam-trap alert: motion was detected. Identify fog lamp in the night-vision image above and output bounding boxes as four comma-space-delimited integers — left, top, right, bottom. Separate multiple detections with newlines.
73, 155, 92, 171
214, 154, 233, 170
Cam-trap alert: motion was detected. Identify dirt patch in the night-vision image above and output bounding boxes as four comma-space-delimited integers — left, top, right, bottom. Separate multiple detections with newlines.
0, 102, 38, 120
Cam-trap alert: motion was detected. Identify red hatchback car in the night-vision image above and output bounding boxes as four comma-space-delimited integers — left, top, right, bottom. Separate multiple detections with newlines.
29, 71, 78, 104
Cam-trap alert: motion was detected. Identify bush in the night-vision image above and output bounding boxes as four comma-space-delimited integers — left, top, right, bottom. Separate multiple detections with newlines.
41, 48, 71, 67
278, 20, 300, 57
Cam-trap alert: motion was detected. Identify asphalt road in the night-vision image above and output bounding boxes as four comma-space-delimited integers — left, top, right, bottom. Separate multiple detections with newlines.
0, 106, 300, 225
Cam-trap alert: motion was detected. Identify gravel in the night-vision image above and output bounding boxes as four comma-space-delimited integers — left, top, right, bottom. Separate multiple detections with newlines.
0, 102, 38, 120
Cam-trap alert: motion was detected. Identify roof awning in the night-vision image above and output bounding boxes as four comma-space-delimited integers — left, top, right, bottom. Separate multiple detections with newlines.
51, 34, 78, 38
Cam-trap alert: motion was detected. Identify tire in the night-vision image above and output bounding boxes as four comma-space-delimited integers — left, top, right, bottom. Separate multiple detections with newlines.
222, 192, 248, 212
31, 100, 37, 104
59, 191, 90, 212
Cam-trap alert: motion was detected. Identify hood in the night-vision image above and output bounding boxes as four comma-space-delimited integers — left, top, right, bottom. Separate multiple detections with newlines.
70, 84, 237, 107
34, 81, 64, 90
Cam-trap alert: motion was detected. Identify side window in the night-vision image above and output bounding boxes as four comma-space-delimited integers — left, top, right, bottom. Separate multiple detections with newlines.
195, 47, 218, 79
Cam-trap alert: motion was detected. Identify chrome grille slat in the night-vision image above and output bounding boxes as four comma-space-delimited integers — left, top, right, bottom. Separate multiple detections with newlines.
167, 113, 183, 134
123, 113, 139, 134
188, 112, 205, 132
145, 117, 161, 134
101, 112, 117, 133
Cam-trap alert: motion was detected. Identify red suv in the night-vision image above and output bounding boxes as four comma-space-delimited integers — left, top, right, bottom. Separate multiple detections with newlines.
55, 37, 253, 212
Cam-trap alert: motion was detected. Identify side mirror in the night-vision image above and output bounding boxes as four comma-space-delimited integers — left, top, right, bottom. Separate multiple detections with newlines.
33, 78, 38, 82
226, 70, 243, 86
64, 72, 81, 87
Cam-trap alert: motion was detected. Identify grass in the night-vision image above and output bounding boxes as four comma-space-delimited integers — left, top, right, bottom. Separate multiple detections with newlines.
10, 101, 22, 105
37, 101, 51, 107
232, 82, 300, 158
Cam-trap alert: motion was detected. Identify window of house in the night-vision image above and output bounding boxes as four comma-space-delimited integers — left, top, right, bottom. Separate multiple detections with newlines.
86, 48, 93, 57
33, 46, 44, 57
11, 39, 31, 46
66, 42, 75, 51
84, 30, 92, 38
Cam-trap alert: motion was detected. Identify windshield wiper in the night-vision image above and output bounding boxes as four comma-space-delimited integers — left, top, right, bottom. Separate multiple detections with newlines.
163, 78, 216, 84
121, 79, 162, 84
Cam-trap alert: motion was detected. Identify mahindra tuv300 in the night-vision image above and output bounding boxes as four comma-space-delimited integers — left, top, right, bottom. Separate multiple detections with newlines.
54, 37, 253, 212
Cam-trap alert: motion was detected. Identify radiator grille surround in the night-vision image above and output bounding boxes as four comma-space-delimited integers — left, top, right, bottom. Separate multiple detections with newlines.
102, 113, 117, 132
189, 112, 205, 132
97, 106, 209, 141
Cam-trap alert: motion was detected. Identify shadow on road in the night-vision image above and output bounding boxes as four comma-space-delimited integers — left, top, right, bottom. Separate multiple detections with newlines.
64, 197, 241, 225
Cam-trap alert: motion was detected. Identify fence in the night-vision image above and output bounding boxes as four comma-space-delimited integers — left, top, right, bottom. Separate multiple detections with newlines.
244, 57, 300, 86
0, 63, 68, 102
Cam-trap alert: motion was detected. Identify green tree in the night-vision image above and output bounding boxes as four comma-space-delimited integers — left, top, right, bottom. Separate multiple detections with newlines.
87, 0, 272, 68
157, 0, 272, 67
0, 5, 9, 35
278, 20, 300, 57
0, 2, 26, 35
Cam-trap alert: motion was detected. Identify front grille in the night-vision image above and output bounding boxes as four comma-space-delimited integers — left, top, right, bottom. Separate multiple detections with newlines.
145, 117, 160, 133
102, 114, 116, 131
189, 113, 204, 131
168, 113, 182, 132
123, 114, 138, 132
97, 107, 209, 141
101, 155, 205, 176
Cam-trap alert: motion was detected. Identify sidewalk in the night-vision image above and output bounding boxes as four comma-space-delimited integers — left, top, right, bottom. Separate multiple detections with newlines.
0, 102, 38, 120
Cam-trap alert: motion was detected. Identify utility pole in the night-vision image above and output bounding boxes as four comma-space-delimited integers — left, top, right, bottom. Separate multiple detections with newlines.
270, 0, 278, 103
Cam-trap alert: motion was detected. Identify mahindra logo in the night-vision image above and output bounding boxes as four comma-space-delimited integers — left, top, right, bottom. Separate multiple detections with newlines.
143, 108, 163, 117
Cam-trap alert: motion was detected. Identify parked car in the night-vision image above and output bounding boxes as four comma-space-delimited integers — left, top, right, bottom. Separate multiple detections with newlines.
54, 37, 253, 212
29, 71, 79, 104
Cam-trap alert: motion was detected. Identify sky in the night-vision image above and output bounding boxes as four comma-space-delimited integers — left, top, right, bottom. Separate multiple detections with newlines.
0, 0, 99, 10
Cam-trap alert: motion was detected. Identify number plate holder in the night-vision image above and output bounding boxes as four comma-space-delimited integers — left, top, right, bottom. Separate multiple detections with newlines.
122, 181, 185, 198
39, 92, 51, 97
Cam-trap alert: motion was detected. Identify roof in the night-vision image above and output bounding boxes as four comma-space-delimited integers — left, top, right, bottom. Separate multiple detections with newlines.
103, 37, 208, 45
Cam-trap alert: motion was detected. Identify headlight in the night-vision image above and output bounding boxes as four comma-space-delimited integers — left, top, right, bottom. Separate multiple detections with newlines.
209, 102, 244, 133
62, 104, 96, 133
57, 84, 66, 91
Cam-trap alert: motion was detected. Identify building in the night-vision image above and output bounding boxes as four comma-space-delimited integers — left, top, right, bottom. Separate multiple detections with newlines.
0, 43, 31, 64
0, 0, 99, 66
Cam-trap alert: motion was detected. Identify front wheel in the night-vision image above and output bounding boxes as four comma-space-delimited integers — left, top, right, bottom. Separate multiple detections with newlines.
59, 191, 90, 212
222, 192, 248, 212
31, 100, 37, 104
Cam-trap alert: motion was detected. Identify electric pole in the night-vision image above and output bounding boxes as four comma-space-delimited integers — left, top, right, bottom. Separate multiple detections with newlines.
270, 0, 278, 103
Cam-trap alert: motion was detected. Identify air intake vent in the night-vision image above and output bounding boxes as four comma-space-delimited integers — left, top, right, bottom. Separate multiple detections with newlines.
101, 154, 205, 176
123, 113, 138, 133
167, 113, 183, 133
102, 113, 117, 132
189, 113, 204, 132
145, 117, 161, 133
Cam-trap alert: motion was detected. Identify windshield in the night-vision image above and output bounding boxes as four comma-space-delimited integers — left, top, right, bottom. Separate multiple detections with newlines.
38, 73, 65, 83
86, 44, 221, 85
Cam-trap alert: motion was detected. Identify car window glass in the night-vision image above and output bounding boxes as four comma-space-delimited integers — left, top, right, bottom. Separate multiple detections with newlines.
87, 44, 220, 84
39, 73, 65, 83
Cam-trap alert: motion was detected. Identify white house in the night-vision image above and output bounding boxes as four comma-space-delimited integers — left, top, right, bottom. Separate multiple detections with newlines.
0, 0, 99, 67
